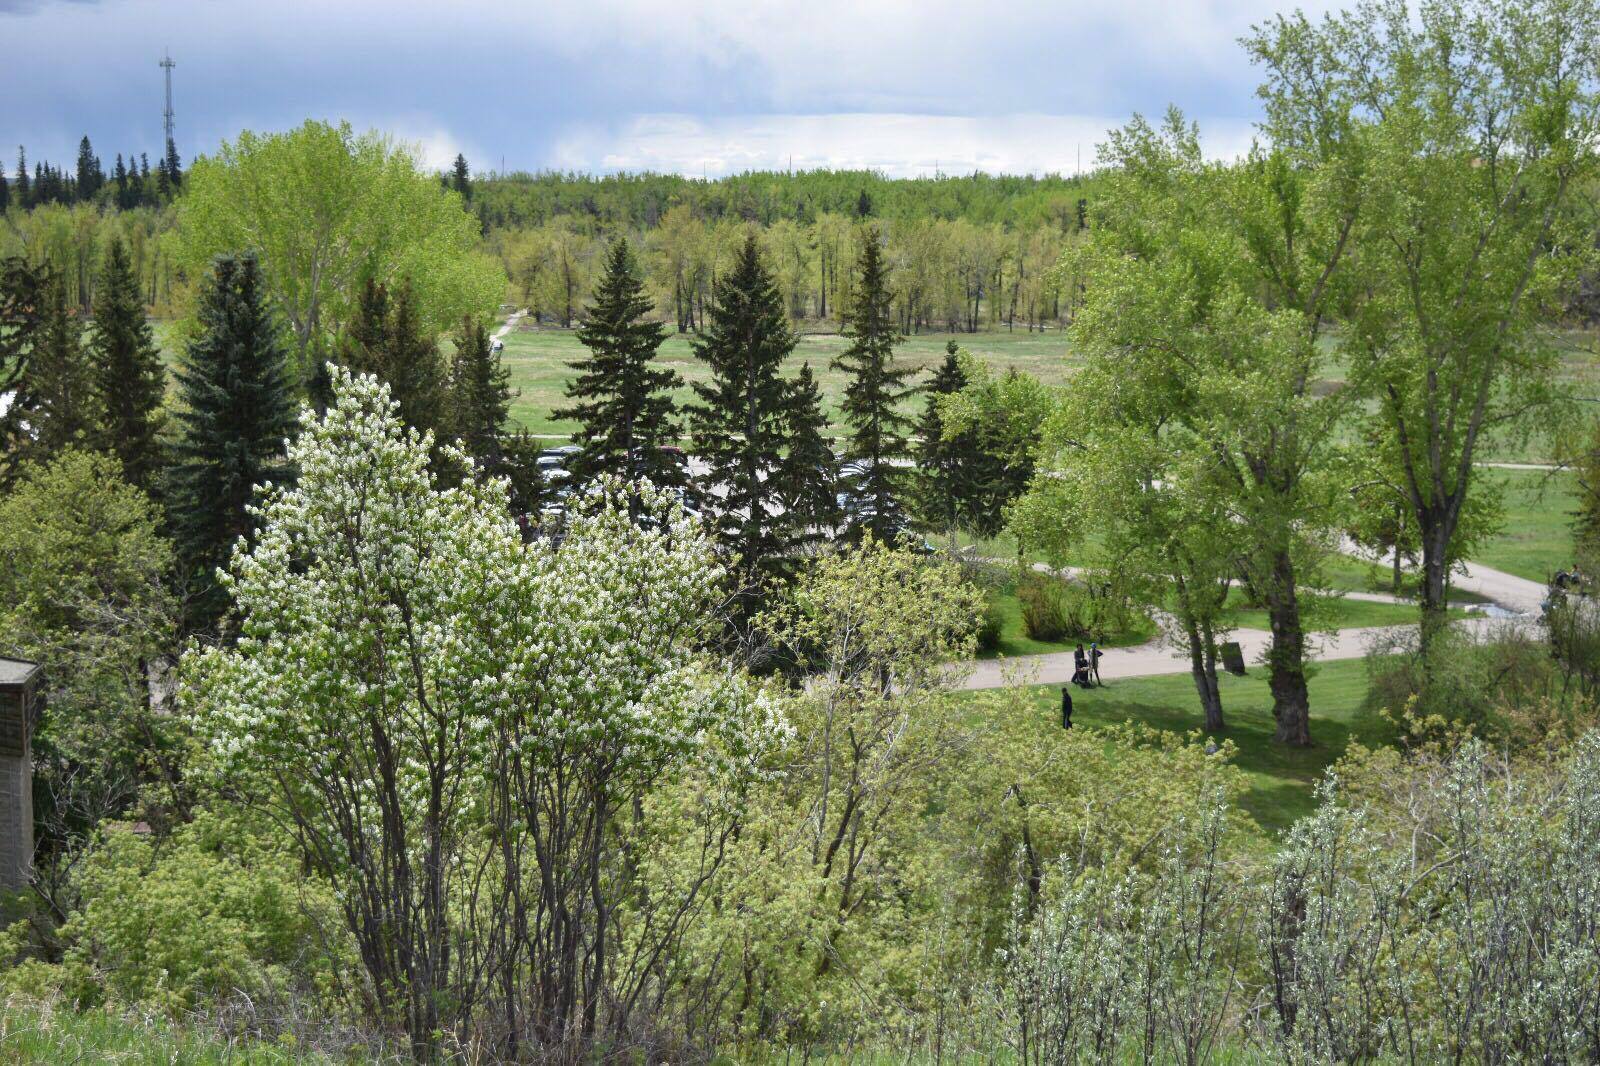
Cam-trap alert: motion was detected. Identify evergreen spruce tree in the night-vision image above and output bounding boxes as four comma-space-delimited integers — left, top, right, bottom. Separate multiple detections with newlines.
15, 147, 29, 208
0, 168, 8, 213
833, 230, 915, 540
774, 362, 842, 539
554, 237, 684, 488
337, 277, 448, 440
340, 277, 390, 379
688, 234, 804, 610
169, 252, 298, 633
0, 258, 47, 487
163, 136, 182, 191
30, 270, 101, 459
916, 342, 980, 531
452, 153, 471, 201
447, 315, 514, 466
75, 136, 101, 201
89, 239, 165, 490
379, 280, 449, 440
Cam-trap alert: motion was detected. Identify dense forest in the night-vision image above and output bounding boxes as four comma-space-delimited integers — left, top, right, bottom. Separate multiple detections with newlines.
2, 147, 1100, 333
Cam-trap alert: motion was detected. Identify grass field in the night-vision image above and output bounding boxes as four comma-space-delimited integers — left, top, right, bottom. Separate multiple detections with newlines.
987, 657, 1381, 835
1472, 466, 1579, 583
500, 323, 1080, 437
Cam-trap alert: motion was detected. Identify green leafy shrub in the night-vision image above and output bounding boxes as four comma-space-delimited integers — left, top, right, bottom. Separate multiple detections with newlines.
1, 810, 349, 1015
1017, 572, 1090, 643
975, 602, 1004, 653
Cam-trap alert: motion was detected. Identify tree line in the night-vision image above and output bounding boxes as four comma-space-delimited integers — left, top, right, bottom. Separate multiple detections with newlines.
3, 134, 183, 213
469, 166, 1098, 231
488, 209, 1085, 336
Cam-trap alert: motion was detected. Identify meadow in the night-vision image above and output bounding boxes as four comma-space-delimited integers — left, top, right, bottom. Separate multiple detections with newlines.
498, 323, 1079, 437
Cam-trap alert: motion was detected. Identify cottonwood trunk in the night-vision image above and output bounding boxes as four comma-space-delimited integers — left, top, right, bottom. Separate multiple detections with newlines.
1265, 550, 1313, 746
1183, 617, 1225, 732
1418, 519, 1454, 659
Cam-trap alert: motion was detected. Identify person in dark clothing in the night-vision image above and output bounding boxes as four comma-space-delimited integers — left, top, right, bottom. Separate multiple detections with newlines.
1072, 643, 1091, 688
1089, 641, 1104, 686
1061, 686, 1073, 729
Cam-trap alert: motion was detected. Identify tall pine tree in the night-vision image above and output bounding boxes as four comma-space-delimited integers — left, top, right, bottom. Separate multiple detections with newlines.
169, 251, 298, 633
15, 148, 30, 208
451, 154, 471, 201
30, 271, 101, 461
163, 136, 182, 191
833, 230, 915, 540
916, 342, 982, 532
688, 234, 804, 610
554, 237, 683, 488
447, 315, 514, 467
75, 136, 102, 202
90, 239, 165, 491
774, 362, 842, 540
0, 258, 47, 486
338, 277, 448, 440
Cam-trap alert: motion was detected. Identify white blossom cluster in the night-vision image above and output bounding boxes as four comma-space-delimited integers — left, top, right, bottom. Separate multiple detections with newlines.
182, 368, 787, 858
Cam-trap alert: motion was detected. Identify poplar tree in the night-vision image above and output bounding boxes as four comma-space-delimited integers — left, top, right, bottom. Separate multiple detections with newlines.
833, 230, 915, 540
169, 252, 298, 633
90, 240, 165, 491
554, 237, 683, 488
688, 234, 803, 609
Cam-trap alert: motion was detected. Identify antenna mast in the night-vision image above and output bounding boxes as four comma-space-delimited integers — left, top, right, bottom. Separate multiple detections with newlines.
160, 51, 176, 143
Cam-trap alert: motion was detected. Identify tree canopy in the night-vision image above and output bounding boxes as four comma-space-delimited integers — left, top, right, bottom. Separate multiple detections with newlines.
175, 120, 504, 376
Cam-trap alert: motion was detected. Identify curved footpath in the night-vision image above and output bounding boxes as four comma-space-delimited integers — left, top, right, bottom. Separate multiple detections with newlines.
961, 558, 1548, 692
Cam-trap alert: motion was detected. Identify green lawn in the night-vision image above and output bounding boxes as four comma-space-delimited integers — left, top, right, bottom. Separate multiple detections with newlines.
1471, 466, 1578, 583
1318, 552, 1480, 600
501, 325, 1080, 437
994, 658, 1381, 835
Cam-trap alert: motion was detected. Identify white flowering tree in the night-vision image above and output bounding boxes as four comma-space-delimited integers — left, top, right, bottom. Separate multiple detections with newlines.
184, 369, 783, 1057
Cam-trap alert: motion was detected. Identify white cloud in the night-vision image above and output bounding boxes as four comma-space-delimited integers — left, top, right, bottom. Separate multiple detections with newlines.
551, 112, 1258, 178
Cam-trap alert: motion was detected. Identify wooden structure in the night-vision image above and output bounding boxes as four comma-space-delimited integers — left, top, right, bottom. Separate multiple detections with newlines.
0, 657, 42, 892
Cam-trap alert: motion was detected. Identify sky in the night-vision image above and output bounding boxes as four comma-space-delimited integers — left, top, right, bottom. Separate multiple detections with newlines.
0, 0, 1334, 179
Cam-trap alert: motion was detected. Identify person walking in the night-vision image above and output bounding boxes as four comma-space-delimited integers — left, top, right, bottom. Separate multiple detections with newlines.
1089, 640, 1104, 686
1061, 686, 1073, 729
